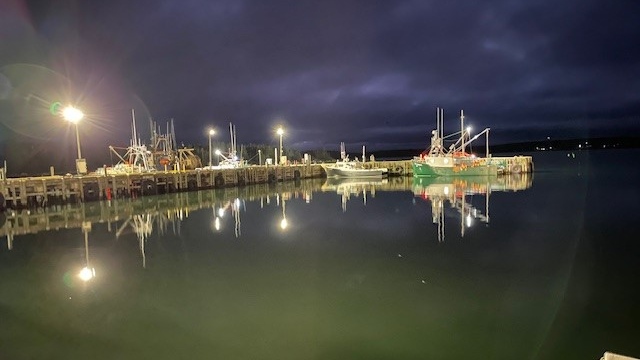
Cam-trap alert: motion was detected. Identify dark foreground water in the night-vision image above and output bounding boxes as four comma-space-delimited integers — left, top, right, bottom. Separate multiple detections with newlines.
1, 149, 639, 360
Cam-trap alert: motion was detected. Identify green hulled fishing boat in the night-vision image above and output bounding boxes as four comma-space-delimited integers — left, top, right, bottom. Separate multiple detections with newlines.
412, 108, 499, 177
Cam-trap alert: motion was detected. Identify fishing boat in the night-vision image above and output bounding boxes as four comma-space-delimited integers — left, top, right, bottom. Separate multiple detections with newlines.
321, 143, 388, 178
412, 108, 497, 177
203, 123, 246, 169
322, 160, 388, 178
96, 110, 202, 175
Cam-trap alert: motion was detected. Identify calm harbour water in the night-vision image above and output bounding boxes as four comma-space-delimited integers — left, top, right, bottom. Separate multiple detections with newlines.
1, 149, 639, 360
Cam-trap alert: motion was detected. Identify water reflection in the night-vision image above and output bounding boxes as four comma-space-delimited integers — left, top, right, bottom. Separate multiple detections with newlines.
321, 177, 388, 212
3, 152, 639, 360
214, 198, 244, 237
0, 175, 531, 264
278, 193, 288, 230
0, 180, 324, 268
79, 221, 95, 281
412, 174, 533, 241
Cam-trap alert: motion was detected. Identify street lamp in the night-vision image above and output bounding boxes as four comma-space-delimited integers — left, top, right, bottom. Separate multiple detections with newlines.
62, 105, 86, 174
276, 127, 284, 165
208, 128, 215, 167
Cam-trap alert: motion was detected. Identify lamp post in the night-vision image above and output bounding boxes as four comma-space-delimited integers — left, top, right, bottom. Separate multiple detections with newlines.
208, 129, 215, 167
277, 127, 284, 165
62, 106, 85, 174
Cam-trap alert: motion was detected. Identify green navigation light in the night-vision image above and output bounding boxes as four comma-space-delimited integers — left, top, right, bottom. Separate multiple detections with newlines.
49, 101, 62, 115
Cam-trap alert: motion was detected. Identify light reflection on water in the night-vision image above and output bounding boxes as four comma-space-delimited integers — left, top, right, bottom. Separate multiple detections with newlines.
1, 152, 639, 360
1, 174, 532, 255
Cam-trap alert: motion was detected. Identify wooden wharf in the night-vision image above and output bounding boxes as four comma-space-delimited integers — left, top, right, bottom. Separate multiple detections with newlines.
0, 157, 532, 210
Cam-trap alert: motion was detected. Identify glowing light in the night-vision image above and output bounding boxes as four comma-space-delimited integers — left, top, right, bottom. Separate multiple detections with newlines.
218, 208, 225, 217
49, 101, 62, 115
277, 127, 284, 136
215, 149, 222, 155
62, 106, 84, 124
466, 214, 473, 228
209, 129, 215, 136
280, 218, 288, 230
78, 267, 95, 282
214, 217, 221, 231
466, 126, 472, 134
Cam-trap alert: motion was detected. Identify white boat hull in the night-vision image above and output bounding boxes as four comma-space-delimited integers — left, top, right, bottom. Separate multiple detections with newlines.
322, 164, 388, 178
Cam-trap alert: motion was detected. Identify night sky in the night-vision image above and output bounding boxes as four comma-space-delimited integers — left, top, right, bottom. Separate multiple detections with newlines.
1, 0, 639, 168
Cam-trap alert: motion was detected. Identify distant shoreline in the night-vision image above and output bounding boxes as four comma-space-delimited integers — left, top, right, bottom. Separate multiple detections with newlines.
340, 136, 640, 160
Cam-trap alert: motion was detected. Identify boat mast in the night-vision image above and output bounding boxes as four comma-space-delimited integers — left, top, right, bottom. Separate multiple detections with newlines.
229, 123, 233, 157
432, 107, 444, 156
486, 128, 490, 158
233, 124, 237, 159
436, 107, 440, 142
229, 122, 237, 160
131, 109, 137, 147
169, 119, 176, 151
440, 108, 444, 139
460, 110, 465, 155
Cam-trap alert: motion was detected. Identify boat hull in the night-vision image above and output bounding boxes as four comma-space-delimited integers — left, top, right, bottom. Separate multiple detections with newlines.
322, 165, 387, 178
412, 158, 498, 177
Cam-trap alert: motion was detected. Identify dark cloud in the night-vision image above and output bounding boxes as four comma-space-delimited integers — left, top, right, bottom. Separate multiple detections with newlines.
1, 0, 638, 166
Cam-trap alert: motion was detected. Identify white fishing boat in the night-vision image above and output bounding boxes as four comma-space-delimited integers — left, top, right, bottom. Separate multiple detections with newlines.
321, 160, 388, 178
204, 123, 246, 169
321, 143, 388, 178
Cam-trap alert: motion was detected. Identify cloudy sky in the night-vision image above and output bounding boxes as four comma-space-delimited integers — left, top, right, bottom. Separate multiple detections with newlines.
1, 0, 639, 162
